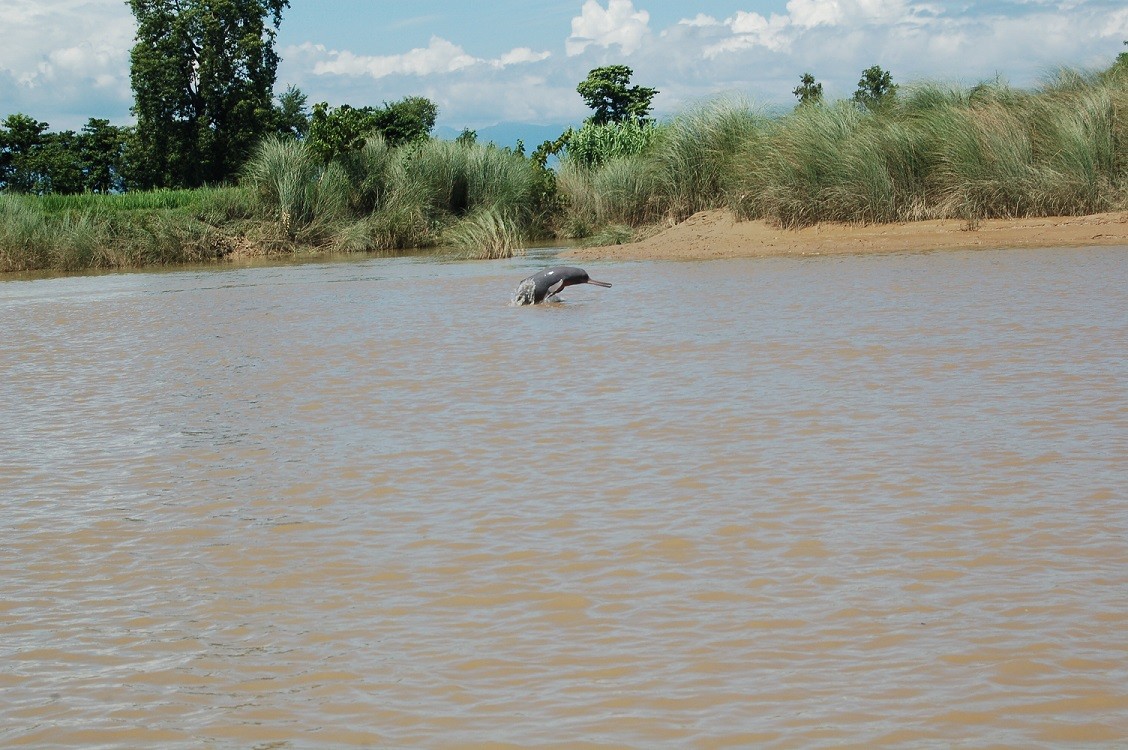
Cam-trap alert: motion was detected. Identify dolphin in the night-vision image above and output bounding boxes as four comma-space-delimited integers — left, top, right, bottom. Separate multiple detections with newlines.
511, 266, 612, 305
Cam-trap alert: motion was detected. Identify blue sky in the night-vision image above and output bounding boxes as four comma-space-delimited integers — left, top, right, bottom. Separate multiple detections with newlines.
2, 0, 1127, 139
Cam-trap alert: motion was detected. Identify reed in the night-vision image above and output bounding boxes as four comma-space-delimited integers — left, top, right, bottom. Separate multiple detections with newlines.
242, 137, 350, 242
555, 156, 661, 236
727, 72, 1128, 227
0, 191, 236, 273
444, 207, 526, 259
405, 139, 537, 217
650, 98, 768, 221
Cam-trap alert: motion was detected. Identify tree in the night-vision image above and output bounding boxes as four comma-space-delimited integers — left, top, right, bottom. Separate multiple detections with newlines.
0, 113, 50, 193
306, 97, 438, 161
35, 130, 86, 194
793, 73, 824, 106
371, 96, 438, 148
272, 85, 310, 140
853, 65, 898, 111
128, 0, 289, 189
576, 65, 658, 126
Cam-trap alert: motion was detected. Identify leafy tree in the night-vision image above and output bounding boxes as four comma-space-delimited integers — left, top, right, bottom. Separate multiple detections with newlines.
0, 113, 50, 193
576, 65, 658, 126
373, 96, 438, 147
1, 115, 129, 194
272, 85, 310, 139
306, 97, 438, 161
793, 73, 824, 106
1109, 40, 1128, 78
128, 0, 288, 189
35, 130, 86, 194
853, 64, 898, 111
80, 119, 129, 194
456, 128, 477, 146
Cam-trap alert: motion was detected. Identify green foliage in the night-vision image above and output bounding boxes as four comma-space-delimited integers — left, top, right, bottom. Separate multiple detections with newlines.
128, 0, 289, 189
0, 114, 50, 193
406, 138, 536, 218
307, 97, 438, 162
854, 65, 898, 111
726, 73, 1128, 228
1, 114, 129, 195
793, 73, 824, 107
564, 120, 658, 168
577, 65, 658, 126
272, 85, 310, 139
556, 156, 660, 236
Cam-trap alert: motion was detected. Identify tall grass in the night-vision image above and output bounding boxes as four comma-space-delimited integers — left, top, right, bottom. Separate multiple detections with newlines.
564, 121, 658, 168
406, 138, 537, 218
721, 73, 1128, 227
555, 156, 662, 237
1, 189, 245, 273
556, 70, 1127, 236
444, 207, 526, 259
650, 97, 768, 221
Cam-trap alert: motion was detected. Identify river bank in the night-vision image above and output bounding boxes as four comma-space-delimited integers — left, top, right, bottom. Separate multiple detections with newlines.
566, 210, 1128, 262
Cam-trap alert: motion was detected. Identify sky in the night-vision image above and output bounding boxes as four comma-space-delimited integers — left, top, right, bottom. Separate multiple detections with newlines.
2, 0, 1127, 139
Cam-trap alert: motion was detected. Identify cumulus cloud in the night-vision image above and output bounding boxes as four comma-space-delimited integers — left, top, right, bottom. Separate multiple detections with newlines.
294, 36, 551, 80
566, 0, 651, 56
706, 11, 793, 55
494, 48, 553, 68
785, 0, 922, 29
0, 0, 133, 87
0, 0, 135, 127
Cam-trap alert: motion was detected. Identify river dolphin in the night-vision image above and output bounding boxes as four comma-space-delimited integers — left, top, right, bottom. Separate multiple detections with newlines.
511, 266, 612, 305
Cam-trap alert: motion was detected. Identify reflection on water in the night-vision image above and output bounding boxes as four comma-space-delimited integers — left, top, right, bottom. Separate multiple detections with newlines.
2, 247, 1126, 747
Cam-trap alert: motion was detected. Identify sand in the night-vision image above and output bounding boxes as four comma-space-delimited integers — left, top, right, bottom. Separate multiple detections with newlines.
564, 210, 1128, 262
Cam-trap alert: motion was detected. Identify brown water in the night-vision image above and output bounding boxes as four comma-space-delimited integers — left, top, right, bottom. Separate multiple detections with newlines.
2, 246, 1126, 748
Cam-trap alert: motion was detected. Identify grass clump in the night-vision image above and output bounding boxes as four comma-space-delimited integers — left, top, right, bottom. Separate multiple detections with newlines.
444, 207, 526, 259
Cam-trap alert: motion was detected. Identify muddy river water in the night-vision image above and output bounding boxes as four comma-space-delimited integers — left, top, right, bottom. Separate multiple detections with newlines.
2, 246, 1126, 747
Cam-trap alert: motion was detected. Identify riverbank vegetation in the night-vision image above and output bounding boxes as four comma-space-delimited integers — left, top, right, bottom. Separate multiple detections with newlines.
3, 28, 1127, 273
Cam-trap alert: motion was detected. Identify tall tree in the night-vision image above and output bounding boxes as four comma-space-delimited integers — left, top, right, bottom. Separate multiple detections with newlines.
853, 65, 898, 111
271, 85, 310, 140
576, 65, 658, 126
128, 0, 288, 188
0, 114, 50, 193
793, 73, 824, 107
80, 119, 129, 194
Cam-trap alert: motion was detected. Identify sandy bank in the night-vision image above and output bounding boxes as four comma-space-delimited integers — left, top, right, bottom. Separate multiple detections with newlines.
564, 210, 1128, 262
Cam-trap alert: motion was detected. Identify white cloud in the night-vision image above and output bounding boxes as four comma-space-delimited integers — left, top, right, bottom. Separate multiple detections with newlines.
5, 0, 1128, 136
566, 0, 651, 56
0, 0, 133, 88
1101, 7, 1128, 37
679, 14, 721, 28
296, 37, 551, 80
784, 0, 847, 29
494, 48, 553, 67
709, 11, 793, 54
311, 37, 478, 78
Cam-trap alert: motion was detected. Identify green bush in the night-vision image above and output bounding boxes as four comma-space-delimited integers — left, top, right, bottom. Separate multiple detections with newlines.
565, 120, 657, 168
